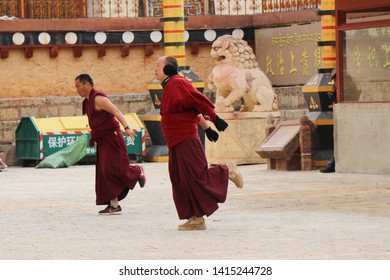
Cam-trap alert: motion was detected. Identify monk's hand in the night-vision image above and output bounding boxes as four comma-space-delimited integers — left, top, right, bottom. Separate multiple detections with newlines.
214, 115, 228, 132
205, 127, 219, 142
125, 129, 135, 140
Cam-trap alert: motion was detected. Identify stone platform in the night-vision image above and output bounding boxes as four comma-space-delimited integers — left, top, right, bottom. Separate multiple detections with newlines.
206, 111, 281, 165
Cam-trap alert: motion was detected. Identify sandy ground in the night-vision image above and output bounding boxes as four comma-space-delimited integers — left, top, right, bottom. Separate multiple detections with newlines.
0, 162, 390, 260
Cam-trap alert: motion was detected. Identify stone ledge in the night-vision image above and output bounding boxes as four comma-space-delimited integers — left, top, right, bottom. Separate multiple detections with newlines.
217, 111, 281, 120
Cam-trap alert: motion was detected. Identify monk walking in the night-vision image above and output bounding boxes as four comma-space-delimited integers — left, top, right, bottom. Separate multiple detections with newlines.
154, 56, 243, 231
75, 74, 146, 215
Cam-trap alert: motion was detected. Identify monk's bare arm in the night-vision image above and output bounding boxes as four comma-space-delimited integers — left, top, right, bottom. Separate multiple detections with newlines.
94, 95, 135, 139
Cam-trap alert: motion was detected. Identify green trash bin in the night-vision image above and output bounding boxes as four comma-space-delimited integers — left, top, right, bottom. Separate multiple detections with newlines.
15, 114, 145, 165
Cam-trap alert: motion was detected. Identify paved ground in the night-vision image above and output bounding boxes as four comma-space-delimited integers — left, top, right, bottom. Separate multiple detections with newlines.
1, 162, 390, 260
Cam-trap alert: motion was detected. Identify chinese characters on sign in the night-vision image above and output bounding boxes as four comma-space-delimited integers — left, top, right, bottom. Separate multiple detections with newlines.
256, 22, 322, 86
45, 134, 135, 156
348, 27, 390, 79
47, 135, 79, 149
342, 26, 390, 102
256, 22, 390, 101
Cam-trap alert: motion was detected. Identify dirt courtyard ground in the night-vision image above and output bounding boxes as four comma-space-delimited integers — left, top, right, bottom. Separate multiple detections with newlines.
0, 162, 390, 260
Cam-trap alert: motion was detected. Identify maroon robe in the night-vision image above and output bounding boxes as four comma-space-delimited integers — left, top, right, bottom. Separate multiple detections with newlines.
83, 89, 141, 205
160, 75, 229, 219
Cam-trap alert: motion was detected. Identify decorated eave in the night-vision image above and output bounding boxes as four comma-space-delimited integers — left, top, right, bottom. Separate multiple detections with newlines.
0, 28, 254, 59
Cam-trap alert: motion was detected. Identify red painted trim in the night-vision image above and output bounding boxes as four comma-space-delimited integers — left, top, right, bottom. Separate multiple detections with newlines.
336, 0, 390, 12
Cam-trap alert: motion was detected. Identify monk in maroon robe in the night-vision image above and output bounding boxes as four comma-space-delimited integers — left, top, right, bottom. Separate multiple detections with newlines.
75, 74, 146, 215
154, 56, 243, 231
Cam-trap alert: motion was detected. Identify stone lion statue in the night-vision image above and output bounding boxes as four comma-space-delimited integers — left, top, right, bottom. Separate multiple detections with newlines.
207, 35, 278, 113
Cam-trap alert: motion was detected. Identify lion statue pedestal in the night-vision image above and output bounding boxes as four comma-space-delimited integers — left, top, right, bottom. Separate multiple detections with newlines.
206, 111, 281, 165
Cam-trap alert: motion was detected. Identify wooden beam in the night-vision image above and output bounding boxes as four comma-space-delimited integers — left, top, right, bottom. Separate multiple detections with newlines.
25, 47, 33, 58
49, 46, 58, 58
0, 48, 9, 59
97, 46, 106, 57
121, 45, 130, 57
190, 42, 200, 55
73, 46, 82, 58
144, 45, 154, 56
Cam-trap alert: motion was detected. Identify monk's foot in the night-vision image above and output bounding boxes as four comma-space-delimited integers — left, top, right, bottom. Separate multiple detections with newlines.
98, 204, 122, 215
138, 165, 146, 188
226, 161, 243, 188
178, 216, 206, 231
